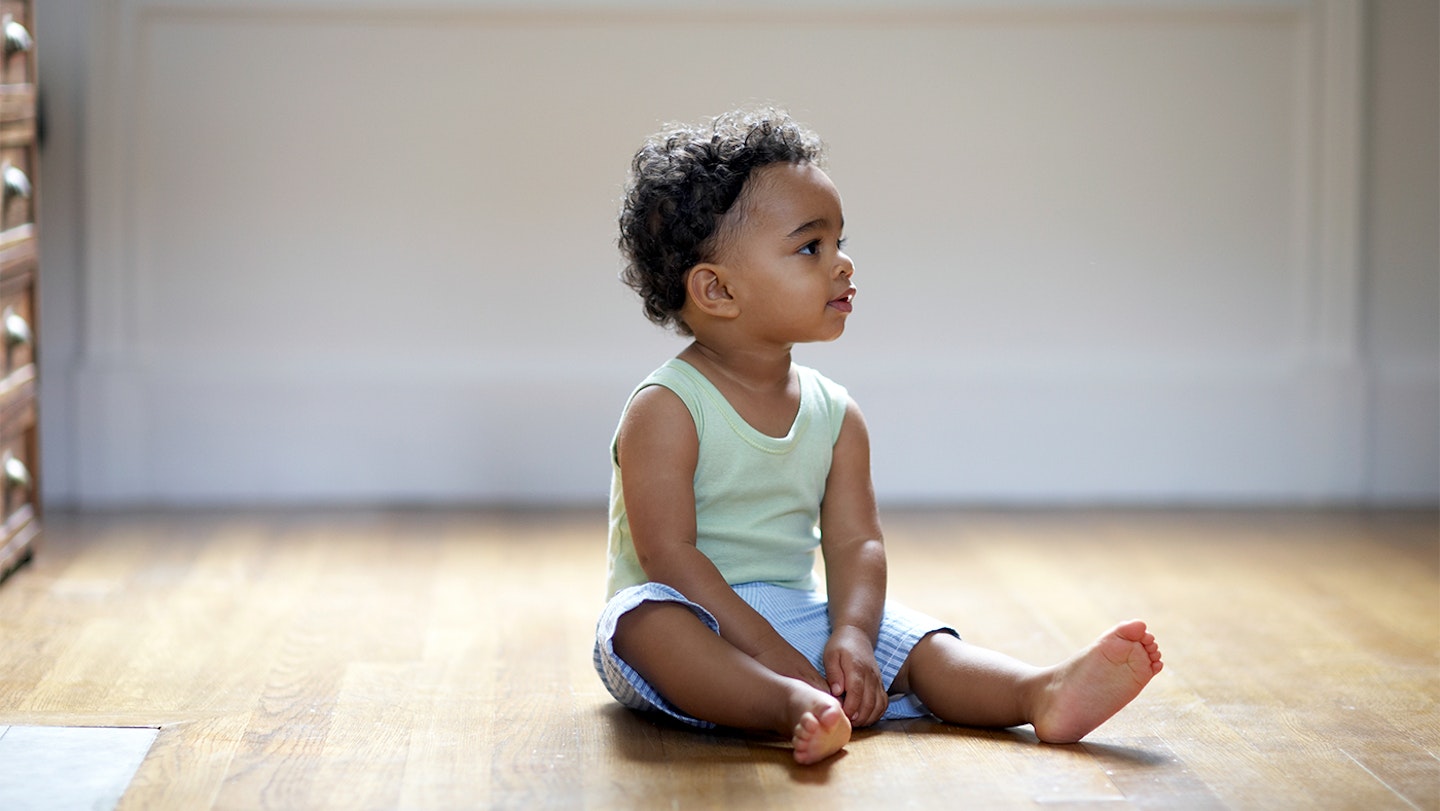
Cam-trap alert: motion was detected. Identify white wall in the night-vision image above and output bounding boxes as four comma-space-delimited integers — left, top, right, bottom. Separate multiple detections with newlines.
34, 0, 1439, 507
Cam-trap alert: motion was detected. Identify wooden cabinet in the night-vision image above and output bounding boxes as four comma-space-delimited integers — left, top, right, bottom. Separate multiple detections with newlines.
0, 0, 36, 584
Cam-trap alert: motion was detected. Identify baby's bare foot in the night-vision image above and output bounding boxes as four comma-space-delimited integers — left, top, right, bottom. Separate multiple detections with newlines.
1031, 620, 1163, 744
790, 693, 851, 765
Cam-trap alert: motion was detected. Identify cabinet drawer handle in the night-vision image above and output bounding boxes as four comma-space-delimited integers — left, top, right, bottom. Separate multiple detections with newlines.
3, 452, 29, 490
2, 163, 29, 200
3, 17, 32, 56
3, 307, 29, 346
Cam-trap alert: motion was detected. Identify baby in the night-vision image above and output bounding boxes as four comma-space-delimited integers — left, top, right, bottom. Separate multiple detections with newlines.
593, 108, 1162, 764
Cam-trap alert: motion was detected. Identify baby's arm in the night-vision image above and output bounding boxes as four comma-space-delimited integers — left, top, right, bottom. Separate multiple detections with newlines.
617, 385, 829, 691
819, 398, 889, 726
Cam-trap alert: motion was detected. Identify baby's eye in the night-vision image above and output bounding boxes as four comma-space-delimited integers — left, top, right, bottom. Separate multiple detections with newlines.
837, 236, 848, 251
798, 240, 821, 256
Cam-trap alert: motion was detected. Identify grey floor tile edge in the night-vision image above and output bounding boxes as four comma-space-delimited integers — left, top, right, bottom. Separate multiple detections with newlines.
0, 725, 161, 811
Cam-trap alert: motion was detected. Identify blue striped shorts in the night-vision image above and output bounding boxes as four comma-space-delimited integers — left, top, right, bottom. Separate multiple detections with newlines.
593, 581, 957, 728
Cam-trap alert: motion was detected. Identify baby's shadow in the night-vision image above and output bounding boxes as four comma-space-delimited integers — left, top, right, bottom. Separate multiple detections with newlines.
880, 716, 1172, 768
599, 707, 1167, 787
599, 705, 851, 784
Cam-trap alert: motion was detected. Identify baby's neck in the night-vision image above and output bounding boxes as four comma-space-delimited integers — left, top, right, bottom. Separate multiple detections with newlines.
680, 340, 792, 394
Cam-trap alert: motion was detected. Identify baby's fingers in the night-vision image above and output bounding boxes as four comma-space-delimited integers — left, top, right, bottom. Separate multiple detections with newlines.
827, 656, 880, 725
842, 674, 884, 726
822, 647, 852, 698
857, 680, 889, 727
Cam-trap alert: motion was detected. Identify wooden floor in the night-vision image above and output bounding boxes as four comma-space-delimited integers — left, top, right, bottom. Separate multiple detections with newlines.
0, 508, 1435, 810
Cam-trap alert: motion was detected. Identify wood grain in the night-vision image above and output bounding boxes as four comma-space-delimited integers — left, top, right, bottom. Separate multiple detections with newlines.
0, 508, 1434, 809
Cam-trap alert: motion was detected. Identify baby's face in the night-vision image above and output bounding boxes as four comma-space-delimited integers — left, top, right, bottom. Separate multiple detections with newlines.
712, 163, 857, 345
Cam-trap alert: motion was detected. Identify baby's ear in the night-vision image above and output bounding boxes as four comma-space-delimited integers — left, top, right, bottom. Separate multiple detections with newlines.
685, 264, 740, 320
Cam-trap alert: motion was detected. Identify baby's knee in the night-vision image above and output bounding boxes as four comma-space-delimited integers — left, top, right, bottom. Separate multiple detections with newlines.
892, 629, 961, 693
613, 600, 704, 655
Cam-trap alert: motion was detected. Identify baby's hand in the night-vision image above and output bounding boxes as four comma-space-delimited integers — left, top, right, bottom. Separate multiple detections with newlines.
823, 627, 887, 727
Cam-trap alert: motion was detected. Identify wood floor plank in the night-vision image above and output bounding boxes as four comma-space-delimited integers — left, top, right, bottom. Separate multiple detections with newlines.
122, 714, 249, 810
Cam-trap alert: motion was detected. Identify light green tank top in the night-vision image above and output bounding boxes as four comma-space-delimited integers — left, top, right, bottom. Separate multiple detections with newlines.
605, 359, 850, 598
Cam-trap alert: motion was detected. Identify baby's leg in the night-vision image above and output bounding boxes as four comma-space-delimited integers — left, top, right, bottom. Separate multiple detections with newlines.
900, 620, 1163, 744
613, 601, 850, 764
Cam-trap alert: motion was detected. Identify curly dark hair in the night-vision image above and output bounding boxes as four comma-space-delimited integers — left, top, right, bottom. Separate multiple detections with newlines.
618, 108, 825, 335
